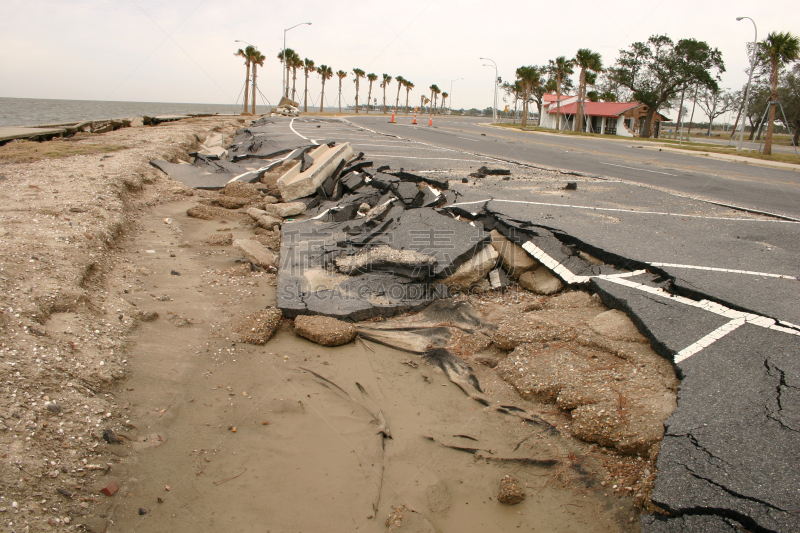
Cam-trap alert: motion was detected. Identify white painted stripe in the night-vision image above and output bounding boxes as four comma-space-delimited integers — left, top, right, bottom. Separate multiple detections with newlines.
649, 262, 797, 280
289, 118, 318, 145
675, 318, 746, 363
447, 199, 781, 223
342, 144, 455, 151
364, 155, 486, 162
599, 162, 678, 176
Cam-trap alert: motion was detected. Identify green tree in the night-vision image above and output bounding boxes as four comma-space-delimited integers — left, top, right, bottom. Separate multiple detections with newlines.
573, 49, 603, 132
778, 63, 800, 145
249, 49, 265, 115
380, 74, 392, 114
276, 47, 295, 99
394, 76, 405, 112
353, 68, 366, 113
404, 80, 414, 113
236, 45, 256, 115
336, 70, 348, 114
516, 66, 542, 128
365, 73, 378, 113
608, 34, 725, 138
429, 84, 441, 114
318, 65, 333, 113
759, 31, 800, 155
697, 88, 734, 135
548, 56, 575, 130
302, 58, 316, 112
288, 52, 303, 101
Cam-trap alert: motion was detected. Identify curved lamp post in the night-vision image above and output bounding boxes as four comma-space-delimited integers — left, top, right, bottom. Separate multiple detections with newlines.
735, 16, 757, 151
480, 57, 498, 122
283, 22, 312, 98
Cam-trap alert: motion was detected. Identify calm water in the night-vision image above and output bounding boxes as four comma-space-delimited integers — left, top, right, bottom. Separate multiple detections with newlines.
0, 97, 268, 127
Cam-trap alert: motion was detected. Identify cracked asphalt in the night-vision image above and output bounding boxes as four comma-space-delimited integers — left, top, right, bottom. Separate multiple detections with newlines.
278, 115, 799, 532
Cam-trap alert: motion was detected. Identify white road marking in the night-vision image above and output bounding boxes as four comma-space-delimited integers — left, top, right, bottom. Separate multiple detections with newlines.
648, 262, 797, 280
289, 118, 318, 145
599, 162, 677, 176
364, 155, 486, 162
448, 199, 787, 222
674, 318, 747, 363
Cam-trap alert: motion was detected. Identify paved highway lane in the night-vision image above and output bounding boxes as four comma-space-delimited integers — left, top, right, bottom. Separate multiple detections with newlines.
348, 115, 800, 220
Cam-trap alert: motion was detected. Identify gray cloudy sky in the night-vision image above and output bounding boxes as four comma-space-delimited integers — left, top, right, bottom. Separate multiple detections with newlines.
0, 0, 796, 119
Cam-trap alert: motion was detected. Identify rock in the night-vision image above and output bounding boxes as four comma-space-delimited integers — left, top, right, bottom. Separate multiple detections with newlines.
232, 308, 282, 344
294, 315, 357, 346
518, 266, 564, 295
262, 201, 307, 218
206, 232, 233, 246
138, 311, 159, 322
129, 117, 144, 128
492, 313, 576, 350
443, 245, 498, 292
102, 429, 121, 444
490, 229, 539, 279
212, 196, 251, 209
45, 402, 61, 414
223, 181, 262, 198
264, 195, 279, 204
588, 309, 645, 342
278, 143, 354, 201
246, 208, 282, 229
186, 204, 242, 221
100, 481, 119, 496
497, 475, 525, 504
234, 239, 277, 268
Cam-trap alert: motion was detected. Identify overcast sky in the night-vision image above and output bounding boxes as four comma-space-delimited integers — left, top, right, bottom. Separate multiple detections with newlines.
0, 0, 796, 120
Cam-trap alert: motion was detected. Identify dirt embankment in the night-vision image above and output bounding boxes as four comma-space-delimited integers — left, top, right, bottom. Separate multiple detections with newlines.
0, 117, 242, 531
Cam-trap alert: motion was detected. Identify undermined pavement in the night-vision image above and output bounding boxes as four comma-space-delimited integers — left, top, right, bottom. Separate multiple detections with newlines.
144, 116, 800, 532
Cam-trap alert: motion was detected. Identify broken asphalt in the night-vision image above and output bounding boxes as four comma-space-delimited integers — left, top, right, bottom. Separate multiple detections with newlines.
154, 116, 799, 532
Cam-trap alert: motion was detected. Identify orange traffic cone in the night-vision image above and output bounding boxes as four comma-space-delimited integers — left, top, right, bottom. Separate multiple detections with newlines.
412, 112, 417, 125
390, 110, 395, 123
428, 117, 433, 127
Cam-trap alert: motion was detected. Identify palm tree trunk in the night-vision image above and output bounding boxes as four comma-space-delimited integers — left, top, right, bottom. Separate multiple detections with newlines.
366, 84, 373, 114
320, 80, 326, 113
285, 63, 291, 98
251, 63, 257, 115
575, 69, 585, 132
556, 74, 562, 130
338, 80, 342, 114
395, 85, 402, 112
303, 71, 309, 112
243, 61, 251, 115
405, 90, 410, 113
292, 68, 298, 101
764, 60, 780, 156
382, 88, 386, 114
355, 81, 360, 114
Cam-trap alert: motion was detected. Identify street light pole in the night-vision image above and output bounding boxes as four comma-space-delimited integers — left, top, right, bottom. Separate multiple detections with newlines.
282, 22, 312, 99
735, 16, 757, 151
450, 78, 463, 115
480, 58, 498, 122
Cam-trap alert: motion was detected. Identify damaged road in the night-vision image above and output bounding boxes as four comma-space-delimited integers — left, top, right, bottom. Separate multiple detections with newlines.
147, 116, 800, 532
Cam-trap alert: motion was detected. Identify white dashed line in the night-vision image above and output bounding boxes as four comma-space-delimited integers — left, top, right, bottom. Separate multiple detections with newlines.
648, 262, 797, 280
599, 162, 678, 176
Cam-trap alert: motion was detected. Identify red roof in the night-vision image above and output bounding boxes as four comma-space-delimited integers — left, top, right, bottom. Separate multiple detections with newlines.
547, 101, 640, 117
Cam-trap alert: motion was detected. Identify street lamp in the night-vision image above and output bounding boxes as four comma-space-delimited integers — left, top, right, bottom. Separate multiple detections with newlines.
450, 78, 463, 115
282, 22, 312, 99
735, 16, 757, 151
480, 57, 498, 123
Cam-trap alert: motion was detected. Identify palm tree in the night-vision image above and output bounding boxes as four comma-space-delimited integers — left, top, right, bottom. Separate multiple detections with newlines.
573, 49, 603, 132
404, 80, 414, 113
289, 53, 303, 102
236, 45, 256, 114
276, 48, 295, 99
429, 84, 441, 114
395, 76, 405, 112
548, 56, 575, 130
336, 70, 348, 114
302, 58, 316, 112
318, 65, 333, 113
380, 74, 392, 113
760, 31, 800, 155
365, 73, 378, 113
250, 49, 265, 115
440, 92, 449, 114
352, 68, 366, 113
516, 66, 542, 128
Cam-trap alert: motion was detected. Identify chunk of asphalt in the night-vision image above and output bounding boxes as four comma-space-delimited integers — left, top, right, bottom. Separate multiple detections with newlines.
388, 170, 450, 190
648, 324, 800, 533
334, 245, 437, 279
393, 181, 424, 207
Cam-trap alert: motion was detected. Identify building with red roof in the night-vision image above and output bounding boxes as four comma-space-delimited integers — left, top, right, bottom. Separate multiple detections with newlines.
539, 94, 668, 137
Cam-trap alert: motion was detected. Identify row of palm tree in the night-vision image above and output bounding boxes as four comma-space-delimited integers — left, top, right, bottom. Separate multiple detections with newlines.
234, 45, 265, 115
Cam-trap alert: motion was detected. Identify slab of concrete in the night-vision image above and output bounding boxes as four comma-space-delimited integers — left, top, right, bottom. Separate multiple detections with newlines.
278, 143, 354, 201
0, 126, 66, 142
